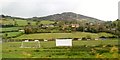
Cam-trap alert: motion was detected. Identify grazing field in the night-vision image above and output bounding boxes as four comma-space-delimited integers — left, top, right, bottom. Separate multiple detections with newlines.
40, 20, 55, 24
0, 27, 23, 32
2, 39, 119, 58
2, 32, 23, 38
14, 32, 116, 40
0, 18, 14, 25
1, 19, 36, 26
1, 19, 54, 27
15, 19, 36, 26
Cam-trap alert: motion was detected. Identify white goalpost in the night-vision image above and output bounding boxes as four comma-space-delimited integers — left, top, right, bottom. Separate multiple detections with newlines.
20, 40, 40, 48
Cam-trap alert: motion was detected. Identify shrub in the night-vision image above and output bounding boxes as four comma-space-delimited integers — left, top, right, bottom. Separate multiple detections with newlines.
95, 44, 103, 47
73, 38, 79, 40
86, 35, 91, 39
14, 50, 17, 51
96, 53, 105, 58
108, 36, 117, 38
8, 50, 12, 52
110, 46, 118, 53
96, 49, 109, 54
82, 37, 87, 40
34, 49, 40, 52
106, 44, 113, 47
99, 36, 106, 38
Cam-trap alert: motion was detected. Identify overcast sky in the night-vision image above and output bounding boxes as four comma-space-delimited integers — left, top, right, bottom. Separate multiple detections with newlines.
0, 0, 120, 21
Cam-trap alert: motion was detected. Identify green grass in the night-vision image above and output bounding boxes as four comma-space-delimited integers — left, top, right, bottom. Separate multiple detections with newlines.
14, 32, 116, 40
2, 32, 23, 38
1, 18, 54, 27
15, 19, 36, 26
2, 39, 119, 58
0, 42, 2, 59
40, 20, 55, 24
1, 19, 36, 26
0, 18, 14, 25
0, 27, 23, 32
98, 32, 115, 37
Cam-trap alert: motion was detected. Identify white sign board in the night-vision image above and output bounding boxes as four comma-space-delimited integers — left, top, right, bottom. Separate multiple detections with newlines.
56, 39, 72, 46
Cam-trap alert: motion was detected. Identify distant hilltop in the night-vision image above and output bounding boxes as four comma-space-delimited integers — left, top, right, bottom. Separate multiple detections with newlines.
1, 12, 103, 23
31, 12, 103, 23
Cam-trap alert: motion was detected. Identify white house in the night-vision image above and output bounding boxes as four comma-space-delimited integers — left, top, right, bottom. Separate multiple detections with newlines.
19, 30, 24, 32
34, 40, 39, 42
56, 39, 72, 46
24, 40, 29, 42
44, 39, 48, 42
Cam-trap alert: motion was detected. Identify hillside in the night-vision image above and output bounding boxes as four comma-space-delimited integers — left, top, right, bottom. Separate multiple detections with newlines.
1, 12, 103, 23
32, 12, 103, 23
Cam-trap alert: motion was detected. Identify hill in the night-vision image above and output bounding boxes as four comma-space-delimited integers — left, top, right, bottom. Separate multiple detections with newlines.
1, 12, 103, 23
32, 12, 103, 23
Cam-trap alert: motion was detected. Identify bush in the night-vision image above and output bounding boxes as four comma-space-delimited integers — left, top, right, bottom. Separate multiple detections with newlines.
99, 36, 106, 38
96, 49, 109, 54
8, 50, 12, 52
82, 37, 87, 40
106, 44, 113, 47
86, 35, 92, 39
14, 50, 17, 51
34, 49, 40, 52
95, 44, 103, 47
73, 38, 79, 40
108, 36, 117, 38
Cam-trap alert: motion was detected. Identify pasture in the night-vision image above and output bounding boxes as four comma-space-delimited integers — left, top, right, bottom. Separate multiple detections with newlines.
15, 19, 36, 26
14, 32, 116, 40
0, 27, 23, 32
2, 32, 23, 38
1, 19, 36, 26
1, 19, 55, 27
2, 39, 119, 58
40, 20, 55, 24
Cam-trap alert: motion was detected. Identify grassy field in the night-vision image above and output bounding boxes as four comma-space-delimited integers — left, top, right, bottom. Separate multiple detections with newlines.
15, 19, 36, 26
2, 32, 23, 38
0, 18, 14, 25
1, 19, 36, 26
2, 39, 119, 58
0, 27, 23, 38
0, 27, 23, 32
14, 32, 116, 40
40, 20, 55, 24
1, 19, 54, 27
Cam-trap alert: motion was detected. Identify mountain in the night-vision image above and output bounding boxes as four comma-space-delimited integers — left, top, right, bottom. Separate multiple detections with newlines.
1, 12, 104, 23
33, 12, 103, 23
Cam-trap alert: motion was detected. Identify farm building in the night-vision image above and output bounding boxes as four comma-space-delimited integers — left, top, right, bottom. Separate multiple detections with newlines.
56, 39, 72, 46
71, 24, 79, 28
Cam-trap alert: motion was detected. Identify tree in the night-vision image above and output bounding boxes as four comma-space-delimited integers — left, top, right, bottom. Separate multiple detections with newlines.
76, 26, 84, 32
13, 19, 18, 26
24, 22, 33, 34
1, 14, 5, 18
36, 21, 40, 26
